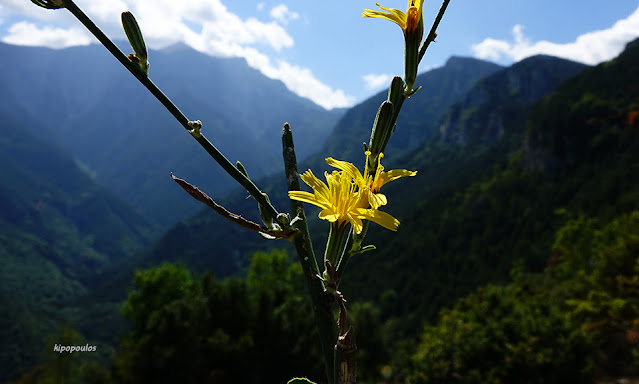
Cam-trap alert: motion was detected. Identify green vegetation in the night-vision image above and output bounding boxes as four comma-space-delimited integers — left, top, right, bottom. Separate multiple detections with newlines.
0, 111, 159, 382
112, 250, 323, 383
342, 37, 639, 327
410, 212, 639, 383
12, 209, 638, 383
5, 23, 639, 384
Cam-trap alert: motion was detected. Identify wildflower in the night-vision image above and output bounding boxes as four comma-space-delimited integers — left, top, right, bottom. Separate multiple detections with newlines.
289, 154, 416, 234
363, 0, 425, 94
326, 152, 417, 209
289, 165, 399, 234
362, 0, 424, 37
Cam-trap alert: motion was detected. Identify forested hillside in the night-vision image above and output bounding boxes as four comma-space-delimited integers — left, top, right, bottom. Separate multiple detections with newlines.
0, 110, 158, 381
8, 36, 639, 383
0, 42, 343, 228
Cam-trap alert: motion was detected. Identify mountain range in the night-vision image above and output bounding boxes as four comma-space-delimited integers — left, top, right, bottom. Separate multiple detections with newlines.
0, 108, 158, 380
134, 53, 587, 280
0, 42, 343, 229
5, 36, 639, 382
0, 40, 341, 381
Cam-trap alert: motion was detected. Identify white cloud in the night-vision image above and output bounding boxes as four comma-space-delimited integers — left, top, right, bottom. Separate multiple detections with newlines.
2, 21, 92, 48
0, 0, 353, 109
239, 46, 354, 109
362, 73, 393, 91
271, 62, 354, 109
257, 3, 265, 12
270, 4, 299, 25
472, 6, 639, 65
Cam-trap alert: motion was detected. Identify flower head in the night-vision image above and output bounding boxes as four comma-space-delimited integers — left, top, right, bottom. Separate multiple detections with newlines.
288, 154, 416, 234
363, 0, 425, 94
362, 0, 424, 36
327, 152, 417, 209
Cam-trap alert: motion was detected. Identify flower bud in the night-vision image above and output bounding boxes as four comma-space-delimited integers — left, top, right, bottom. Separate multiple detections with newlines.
368, 100, 394, 167
31, 0, 65, 9
403, 7, 423, 95
121, 11, 149, 74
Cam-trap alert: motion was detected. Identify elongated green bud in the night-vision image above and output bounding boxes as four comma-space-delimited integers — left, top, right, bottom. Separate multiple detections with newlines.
404, 9, 424, 96
236, 160, 249, 178
368, 101, 394, 168
387, 76, 405, 106
30, 0, 65, 9
404, 41, 418, 94
121, 11, 149, 74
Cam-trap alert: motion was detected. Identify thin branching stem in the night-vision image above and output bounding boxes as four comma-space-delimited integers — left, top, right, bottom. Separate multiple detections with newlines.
282, 123, 338, 384
418, 0, 451, 63
63, 0, 279, 220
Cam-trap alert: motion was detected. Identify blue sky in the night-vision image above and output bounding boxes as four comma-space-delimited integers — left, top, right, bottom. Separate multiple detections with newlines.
1, 0, 638, 109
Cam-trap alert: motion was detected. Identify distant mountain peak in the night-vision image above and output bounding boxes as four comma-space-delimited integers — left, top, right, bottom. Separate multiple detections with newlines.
444, 55, 499, 69
437, 53, 587, 147
160, 41, 193, 54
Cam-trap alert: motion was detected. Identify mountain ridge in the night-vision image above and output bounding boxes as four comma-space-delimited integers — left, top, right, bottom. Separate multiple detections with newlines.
0, 109, 160, 381
321, 56, 503, 165
0, 42, 343, 228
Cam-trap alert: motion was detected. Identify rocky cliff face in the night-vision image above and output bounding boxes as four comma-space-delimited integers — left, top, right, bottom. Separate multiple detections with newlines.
437, 55, 588, 147
522, 38, 639, 174
320, 56, 503, 164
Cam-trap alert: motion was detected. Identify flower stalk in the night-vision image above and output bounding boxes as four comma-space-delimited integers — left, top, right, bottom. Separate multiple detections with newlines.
324, 222, 349, 273
419, 0, 451, 63
31, 0, 451, 382
283, 123, 338, 384
54, 0, 279, 221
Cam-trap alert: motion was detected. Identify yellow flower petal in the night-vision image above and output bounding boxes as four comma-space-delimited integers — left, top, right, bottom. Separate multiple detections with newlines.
355, 208, 400, 231
289, 153, 415, 233
363, 1, 424, 33
326, 157, 364, 181
362, 3, 407, 29
299, 170, 330, 198
319, 210, 340, 223
348, 215, 364, 234
374, 169, 418, 191
288, 191, 329, 209
368, 192, 388, 209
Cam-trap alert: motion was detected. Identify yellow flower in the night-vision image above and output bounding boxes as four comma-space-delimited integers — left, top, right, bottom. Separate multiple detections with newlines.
326, 152, 417, 209
363, 1, 425, 93
362, 0, 424, 36
289, 154, 416, 234
289, 166, 400, 234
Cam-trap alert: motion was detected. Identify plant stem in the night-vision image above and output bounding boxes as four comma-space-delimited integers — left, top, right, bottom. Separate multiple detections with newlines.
418, 0, 451, 63
63, 0, 279, 220
282, 123, 337, 384
336, 221, 369, 282
324, 222, 348, 269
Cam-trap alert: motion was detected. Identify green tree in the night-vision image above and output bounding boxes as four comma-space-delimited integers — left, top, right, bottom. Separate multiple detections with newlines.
112, 250, 323, 384
556, 212, 639, 377
409, 211, 639, 383
8, 324, 110, 384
